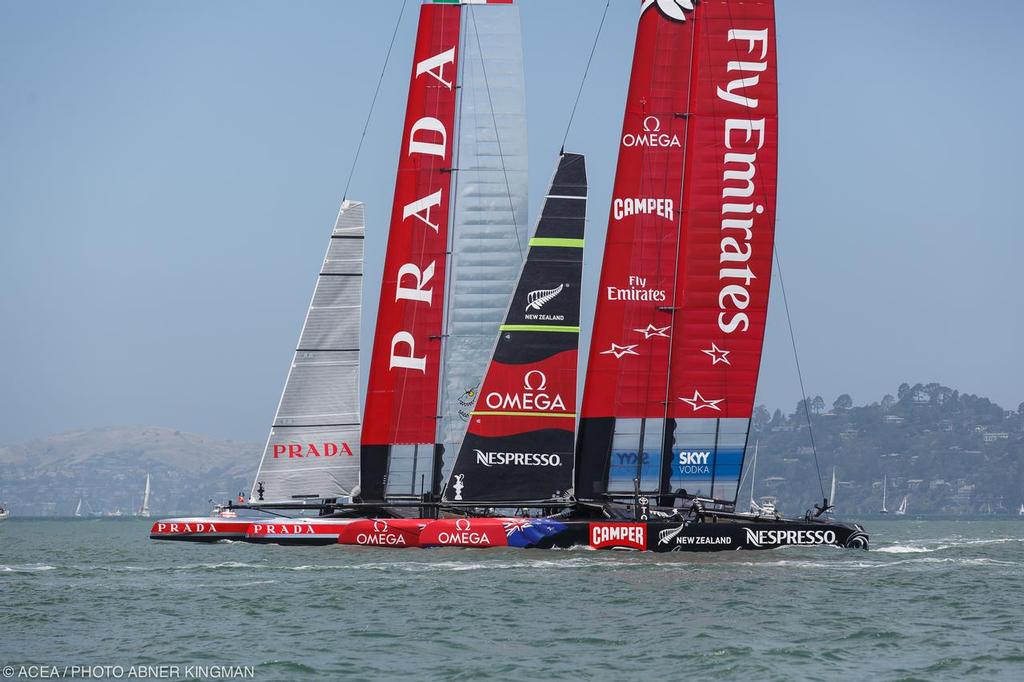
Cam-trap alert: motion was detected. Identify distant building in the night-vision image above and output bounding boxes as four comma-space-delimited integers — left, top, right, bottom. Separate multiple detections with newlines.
983, 432, 1009, 443
884, 415, 905, 424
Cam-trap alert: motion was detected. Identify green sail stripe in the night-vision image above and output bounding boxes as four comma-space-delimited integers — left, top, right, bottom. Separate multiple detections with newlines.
528, 237, 584, 248
499, 324, 580, 333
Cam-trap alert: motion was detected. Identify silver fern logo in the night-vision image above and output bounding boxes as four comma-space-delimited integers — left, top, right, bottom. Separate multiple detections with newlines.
526, 284, 565, 312
641, 0, 698, 22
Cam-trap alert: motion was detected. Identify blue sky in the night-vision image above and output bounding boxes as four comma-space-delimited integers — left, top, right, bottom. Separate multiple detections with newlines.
1, 0, 1021, 443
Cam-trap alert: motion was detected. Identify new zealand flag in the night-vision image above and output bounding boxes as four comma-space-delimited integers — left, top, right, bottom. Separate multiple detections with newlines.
501, 518, 568, 548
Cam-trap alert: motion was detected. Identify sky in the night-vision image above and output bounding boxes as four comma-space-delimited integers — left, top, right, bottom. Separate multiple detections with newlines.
1, 0, 1022, 445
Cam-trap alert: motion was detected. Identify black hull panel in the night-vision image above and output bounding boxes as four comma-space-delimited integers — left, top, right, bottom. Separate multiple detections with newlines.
551, 518, 868, 552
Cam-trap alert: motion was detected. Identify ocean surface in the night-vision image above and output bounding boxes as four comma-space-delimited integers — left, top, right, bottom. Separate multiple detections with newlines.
1, 518, 1022, 681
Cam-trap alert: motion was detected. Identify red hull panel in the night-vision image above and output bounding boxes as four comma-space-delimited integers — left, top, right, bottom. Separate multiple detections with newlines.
337, 519, 427, 548
150, 517, 255, 541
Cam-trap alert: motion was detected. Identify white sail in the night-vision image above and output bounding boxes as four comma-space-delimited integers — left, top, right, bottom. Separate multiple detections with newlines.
829, 467, 837, 512
74, 497, 83, 517
748, 441, 759, 512
880, 475, 888, 513
252, 200, 365, 502
896, 495, 907, 515
137, 473, 151, 517
437, 2, 529, 476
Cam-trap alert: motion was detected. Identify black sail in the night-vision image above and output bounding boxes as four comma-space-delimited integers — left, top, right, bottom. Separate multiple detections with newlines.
442, 153, 587, 502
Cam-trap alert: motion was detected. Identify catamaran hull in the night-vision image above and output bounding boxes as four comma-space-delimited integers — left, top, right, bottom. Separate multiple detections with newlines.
243, 519, 358, 546
336, 517, 868, 552
149, 517, 256, 542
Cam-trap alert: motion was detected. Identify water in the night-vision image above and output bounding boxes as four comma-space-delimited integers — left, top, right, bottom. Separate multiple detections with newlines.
1, 519, 1022, 681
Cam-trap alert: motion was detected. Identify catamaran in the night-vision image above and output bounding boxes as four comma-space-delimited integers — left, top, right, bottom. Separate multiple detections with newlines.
154, 0, 869, 552
336, 0, 867, 551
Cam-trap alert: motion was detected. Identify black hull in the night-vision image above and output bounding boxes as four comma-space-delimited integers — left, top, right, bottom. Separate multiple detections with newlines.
543, 516, 868, 552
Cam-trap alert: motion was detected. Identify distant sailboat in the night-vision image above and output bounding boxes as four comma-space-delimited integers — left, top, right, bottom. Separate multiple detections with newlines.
895, 495, 907, 516
1019, 503, 1024, 517
745, 442, 777, 518
880, 475, 889, 514
74, 496, 83, 517
829, 467, 837, 514
136, 473, 151, 518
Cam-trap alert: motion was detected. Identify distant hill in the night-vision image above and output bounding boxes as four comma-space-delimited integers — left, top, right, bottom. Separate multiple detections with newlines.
750, 383, 1024, 515
0, 427, 258, 516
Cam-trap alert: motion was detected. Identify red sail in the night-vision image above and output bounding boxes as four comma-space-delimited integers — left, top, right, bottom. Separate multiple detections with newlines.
362, 4, 461, 448
580, 5, 695, 421
577, 0, 777, 503
668, 1, 778, 421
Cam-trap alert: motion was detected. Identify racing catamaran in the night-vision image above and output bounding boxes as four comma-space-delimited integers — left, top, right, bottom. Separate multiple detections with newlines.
344, 0, 867, 551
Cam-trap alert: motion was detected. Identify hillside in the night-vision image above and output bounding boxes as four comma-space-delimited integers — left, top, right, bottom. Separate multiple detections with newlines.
0, 427, 258, 516
751, 383, 1024, 515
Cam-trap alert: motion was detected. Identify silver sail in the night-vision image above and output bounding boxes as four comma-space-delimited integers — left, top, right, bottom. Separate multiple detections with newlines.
251, 200, 364, 502
437, 3, 529, 475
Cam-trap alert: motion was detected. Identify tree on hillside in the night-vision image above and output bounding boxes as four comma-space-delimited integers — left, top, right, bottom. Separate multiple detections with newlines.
753, 405, 771, 430
812, 396, 825, 414
881, 394, 896, 411
898, 383, 911, 400
833, 394, 853, 411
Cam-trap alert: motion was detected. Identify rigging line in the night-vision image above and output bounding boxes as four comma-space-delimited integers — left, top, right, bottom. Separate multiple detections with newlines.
341, 0, 409, 203
468, 7, 525, 258
773, 245, 827, 502
561, 0, 611, 153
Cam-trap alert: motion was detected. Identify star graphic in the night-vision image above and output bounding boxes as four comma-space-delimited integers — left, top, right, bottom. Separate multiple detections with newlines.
701, 342, 731, 365
633, 323, 670, 339
601, 343, 639, 359
679, 390, 723, 412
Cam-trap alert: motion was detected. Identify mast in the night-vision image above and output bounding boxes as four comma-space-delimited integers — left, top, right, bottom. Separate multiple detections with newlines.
881, 475, 888, 513
442, 153, 586, 503
576, 0, 779, 508
361, 0, 528, 503
251, 200, 365, 503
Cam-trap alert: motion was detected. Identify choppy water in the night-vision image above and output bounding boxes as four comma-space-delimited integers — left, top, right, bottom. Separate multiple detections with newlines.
1, 519, 1022, 681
